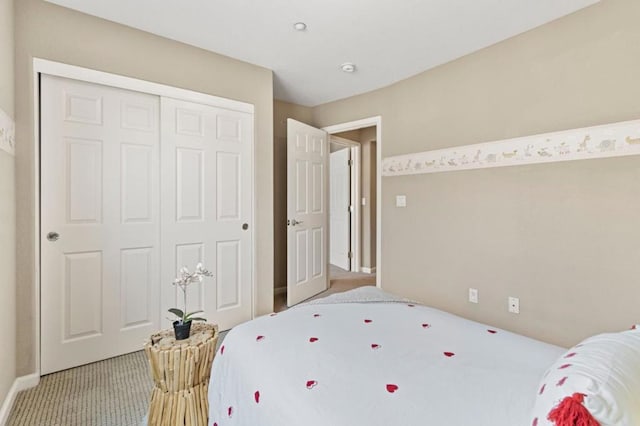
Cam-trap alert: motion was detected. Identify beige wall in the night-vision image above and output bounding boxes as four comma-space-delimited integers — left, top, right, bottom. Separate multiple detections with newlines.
312, 0, 640, 348
273, 100, 313, 290
15, 0, 274, 376
0, 0, 16, 406
0, 0, 13, 113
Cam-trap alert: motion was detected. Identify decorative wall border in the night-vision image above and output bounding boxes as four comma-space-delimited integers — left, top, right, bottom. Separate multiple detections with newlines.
382, 118, 640, 177
0, 107, 15, 156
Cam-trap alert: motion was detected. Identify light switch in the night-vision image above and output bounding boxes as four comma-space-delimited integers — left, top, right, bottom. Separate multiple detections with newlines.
396, 195, 407, 207
362, 197, 366, 206
469, 288, 478, 304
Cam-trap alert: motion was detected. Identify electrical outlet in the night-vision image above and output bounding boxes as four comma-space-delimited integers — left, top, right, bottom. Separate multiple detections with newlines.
508, 297, 520, 314
396, 195, 407, 207
468, 288, 478, 304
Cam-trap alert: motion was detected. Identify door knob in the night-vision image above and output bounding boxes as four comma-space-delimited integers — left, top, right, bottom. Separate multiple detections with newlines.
242, 223, 249, 230
47, 231, 60, 242
288, 219, 303, 226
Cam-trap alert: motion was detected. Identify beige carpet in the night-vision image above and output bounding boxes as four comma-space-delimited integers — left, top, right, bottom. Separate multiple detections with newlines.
7, 351, 153, 426
274, 264, 376, 312
329, 264, 376, 286
7, 332, 228, 426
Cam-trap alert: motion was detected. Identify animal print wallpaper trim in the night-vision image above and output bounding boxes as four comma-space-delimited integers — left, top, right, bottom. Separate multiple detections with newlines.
382, 118, 640, 177
0, 107, 15, 156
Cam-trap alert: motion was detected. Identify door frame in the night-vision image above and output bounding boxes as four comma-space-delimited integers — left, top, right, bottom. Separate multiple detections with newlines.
32, 58, 257, 378
329, 135, 361, 272
323, 117, 382, 288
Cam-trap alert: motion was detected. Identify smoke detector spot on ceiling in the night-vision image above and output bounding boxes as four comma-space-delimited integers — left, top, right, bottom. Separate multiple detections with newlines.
340, 63, 356, 73
44, 0, 601, 106
293, 22, 307, 31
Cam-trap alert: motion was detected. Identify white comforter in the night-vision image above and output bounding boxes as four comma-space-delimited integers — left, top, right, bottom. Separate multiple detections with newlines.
208, 288, 563, 426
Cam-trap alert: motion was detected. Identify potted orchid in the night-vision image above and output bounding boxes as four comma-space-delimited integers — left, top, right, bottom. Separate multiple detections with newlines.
169, 263, 213, 340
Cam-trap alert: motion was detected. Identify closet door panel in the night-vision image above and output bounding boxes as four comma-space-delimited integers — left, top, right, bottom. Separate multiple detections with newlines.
41, 75, 161, 374
161, 97, 253, 331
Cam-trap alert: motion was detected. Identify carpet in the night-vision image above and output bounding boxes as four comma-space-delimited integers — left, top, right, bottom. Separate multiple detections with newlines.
7, 351, 153, 426
7, 332, 227, 426
329, 264, 376, 285
274, 265, 376, 312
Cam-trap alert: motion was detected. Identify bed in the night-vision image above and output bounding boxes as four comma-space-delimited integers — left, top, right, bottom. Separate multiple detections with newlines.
207, 287, 640, 426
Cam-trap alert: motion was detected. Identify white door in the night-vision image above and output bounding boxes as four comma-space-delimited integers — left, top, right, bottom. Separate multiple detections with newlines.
330, 148, 351, 270
287, 119, 329, 306
161, 98, 253, 331
41, 75, 161, 374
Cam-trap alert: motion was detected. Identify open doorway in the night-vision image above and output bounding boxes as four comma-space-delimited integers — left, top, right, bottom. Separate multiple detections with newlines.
329, 137, 357, 272
328, 127, 377, 289
275, 116, 381, 313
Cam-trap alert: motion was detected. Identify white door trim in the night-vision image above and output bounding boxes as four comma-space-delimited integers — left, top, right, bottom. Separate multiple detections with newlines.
32, 58, 257, 379
329, 136, 361, 273
323, 117, 382, 289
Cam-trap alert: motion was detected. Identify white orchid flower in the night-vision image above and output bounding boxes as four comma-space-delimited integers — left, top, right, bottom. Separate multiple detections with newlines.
169, 263, 214, 326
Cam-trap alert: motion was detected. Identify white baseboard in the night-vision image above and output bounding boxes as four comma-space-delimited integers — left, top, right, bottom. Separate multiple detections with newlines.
361, 267, 377, 274
0, 373, 40, 424
274, 286, 287, 296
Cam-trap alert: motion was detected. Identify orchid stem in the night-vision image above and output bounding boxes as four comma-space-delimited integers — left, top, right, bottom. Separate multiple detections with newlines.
182, 285, 187, 323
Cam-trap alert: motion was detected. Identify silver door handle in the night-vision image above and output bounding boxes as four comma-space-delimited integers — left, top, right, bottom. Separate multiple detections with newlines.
47, 231, 60, 242
288, 219, 303, 226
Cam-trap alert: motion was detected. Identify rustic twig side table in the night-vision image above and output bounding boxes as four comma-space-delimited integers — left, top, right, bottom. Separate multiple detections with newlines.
144, 323, 218, 425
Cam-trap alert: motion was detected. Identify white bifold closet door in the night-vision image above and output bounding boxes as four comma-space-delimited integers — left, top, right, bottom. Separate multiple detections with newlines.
41, 75, 253, 374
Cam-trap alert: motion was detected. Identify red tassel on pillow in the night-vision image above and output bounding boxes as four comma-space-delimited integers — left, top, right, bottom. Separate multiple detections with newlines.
547, 393, 600, 426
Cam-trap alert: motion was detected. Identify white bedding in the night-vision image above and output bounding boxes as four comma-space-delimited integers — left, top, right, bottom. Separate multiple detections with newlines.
208, 288, 564, 426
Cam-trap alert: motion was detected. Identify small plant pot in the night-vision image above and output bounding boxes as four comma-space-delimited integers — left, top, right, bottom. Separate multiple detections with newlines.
173, 320, 192, 340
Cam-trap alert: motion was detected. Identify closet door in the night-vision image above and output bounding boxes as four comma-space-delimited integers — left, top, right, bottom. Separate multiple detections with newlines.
161, 98, 253, 331
41, 75, 161, 374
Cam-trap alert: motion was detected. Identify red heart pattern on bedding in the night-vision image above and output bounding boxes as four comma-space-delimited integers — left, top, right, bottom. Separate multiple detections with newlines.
211, 305, 521, 424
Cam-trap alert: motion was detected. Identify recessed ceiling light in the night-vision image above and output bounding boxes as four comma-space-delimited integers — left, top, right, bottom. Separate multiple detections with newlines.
293, 22, 307, 31
340, 63, 356, 73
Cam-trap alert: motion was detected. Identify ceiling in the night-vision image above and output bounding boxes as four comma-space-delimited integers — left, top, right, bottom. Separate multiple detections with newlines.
46, 0, 599, 107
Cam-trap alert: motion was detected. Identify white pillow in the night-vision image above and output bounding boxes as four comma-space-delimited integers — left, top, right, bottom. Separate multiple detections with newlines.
530, 328, 640, 426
